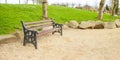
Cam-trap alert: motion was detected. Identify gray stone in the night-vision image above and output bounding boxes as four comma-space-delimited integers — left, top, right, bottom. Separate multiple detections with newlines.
0, 35, 17, 44
94, 21, 104, 29
115, 19, 120, 28
68, 20, 79, 28
0, 35, 16, 41
14, 31, 23, 40
79, 21, 96, 29
62, 25, 70, 30
104, 22, 116, 29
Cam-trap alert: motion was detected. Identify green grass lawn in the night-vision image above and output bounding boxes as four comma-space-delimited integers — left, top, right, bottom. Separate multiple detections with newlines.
0, 4, 119, 35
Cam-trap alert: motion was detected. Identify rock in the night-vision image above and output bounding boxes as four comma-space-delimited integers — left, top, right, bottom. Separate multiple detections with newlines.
79, 21, 96, 29
68, 20, 79, 28
94, 21, 104, 29
0, 35, 16, 41
0, 35, 17, 44
115, 19, 120, 28
104, 22, 116, 29
14, 31, 23, 40
79, 21, 88, 29
62, 25, 69, 30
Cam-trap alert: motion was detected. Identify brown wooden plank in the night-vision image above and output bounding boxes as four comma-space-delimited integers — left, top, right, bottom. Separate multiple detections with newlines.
38, 28, 60, 34
26, 22, 53, 29
25, 20, 52, 25
37, 28, 60, 36
28, 26, 53, 31
40, 20, 52, 22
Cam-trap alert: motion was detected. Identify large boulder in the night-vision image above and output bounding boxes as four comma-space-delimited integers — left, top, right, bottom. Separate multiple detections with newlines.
14, 31, 23, 40
79, 21, 96, 29
0, 34, 17, 44
94, 21, 104, 29
68, 20, 79, 28
104, 22, 116, 29
62, 25, 70, 30
115, 19, 120, 28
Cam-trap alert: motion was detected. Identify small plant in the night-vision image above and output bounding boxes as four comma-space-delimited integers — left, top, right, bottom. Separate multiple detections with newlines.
37, 28, 42, 31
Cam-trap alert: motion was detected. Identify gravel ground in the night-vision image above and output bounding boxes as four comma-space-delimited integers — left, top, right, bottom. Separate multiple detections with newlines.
0, 28, 120, 60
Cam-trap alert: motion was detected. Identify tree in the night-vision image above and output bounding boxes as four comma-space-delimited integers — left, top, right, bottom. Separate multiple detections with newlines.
32, 0, 34, 4
115, 0, 119, 15
106, 5, 110, 11
42, 0, 48, 19
36, 0, 39, 4
36, 0, 42, 4
66, 3, 69, 7
19, 0, 20, 4
5, 0, 7, 4
94, 0, 98, 9
111, 0, 116, 16
98, 0, 105, 20
26, 0, 28, 4
78, 3, 81, 7
71, 3, 75, 8
111, 0, 119, 16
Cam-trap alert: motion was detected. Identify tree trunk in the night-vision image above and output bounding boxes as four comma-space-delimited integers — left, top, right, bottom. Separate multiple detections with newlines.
42, 0, 48, 19
112, 0, 118, 16
98, 0, 105, 20
115, 0, 119, 15
112, 0, 116, 16
36, 0, 39, 4
33, 0, 34, 4
19, 0, 20, 4
27, 0, 28, 4
5, 0, 7, 4
36, 0, 42, 4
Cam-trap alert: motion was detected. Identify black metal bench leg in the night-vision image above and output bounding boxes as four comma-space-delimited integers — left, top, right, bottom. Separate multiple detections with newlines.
34, 35, 37, 49
34, 39, 37, 49
31, 37, 37, 49
33, 42, 37, 49
34, 41, 37, 49
60, 28, 63, 36
23, 37, 26, 46
60, 30, 62, 36
52, 31, 55, 35
58, 28, 62, 36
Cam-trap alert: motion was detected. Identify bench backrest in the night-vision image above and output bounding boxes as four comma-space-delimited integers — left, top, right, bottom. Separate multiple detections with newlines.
21, 20, 54, 31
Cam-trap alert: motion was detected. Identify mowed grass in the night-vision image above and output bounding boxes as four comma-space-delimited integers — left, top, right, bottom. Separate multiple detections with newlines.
0, 4, 118, 35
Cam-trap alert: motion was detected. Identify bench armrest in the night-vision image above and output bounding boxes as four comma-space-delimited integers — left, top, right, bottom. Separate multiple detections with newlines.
55, 23, 63, 26
28, 29, 38, 34
24, 29, 38, 36
51, 18, 63, 28
53, 23, 63, 29
52, 22, 63, 36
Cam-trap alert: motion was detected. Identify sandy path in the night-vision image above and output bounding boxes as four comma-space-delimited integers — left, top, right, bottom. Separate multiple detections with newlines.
0, 28, 120, 60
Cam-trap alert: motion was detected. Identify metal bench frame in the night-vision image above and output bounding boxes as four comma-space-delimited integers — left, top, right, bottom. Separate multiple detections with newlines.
21, 20, 63, 49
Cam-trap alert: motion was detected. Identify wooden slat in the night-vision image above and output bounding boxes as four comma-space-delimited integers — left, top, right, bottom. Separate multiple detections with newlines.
26, 22, 53, 29
37, 28, 60, 36
28, 26, 53, 31
25, 20, 52, 25
40, 20, 52, 22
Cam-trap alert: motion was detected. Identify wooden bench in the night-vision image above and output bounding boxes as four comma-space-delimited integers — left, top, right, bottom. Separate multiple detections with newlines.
21, 20, 63, 49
